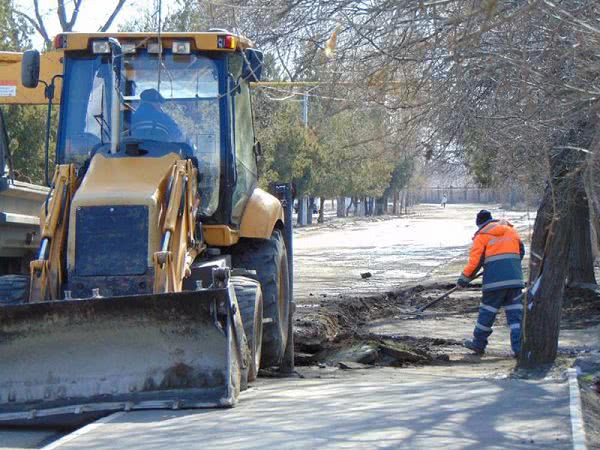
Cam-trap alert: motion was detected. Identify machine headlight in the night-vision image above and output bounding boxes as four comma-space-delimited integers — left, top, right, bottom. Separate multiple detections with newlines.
172, 41, 191, 54
92, 40, 110, 54
122, 42, 137, 54
147, 41, 161, 54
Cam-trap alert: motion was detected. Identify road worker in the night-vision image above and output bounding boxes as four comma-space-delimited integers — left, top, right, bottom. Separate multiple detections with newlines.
457, 210, 525, 357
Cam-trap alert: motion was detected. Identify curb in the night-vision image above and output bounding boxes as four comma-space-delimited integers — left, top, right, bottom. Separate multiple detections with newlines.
567, 368, 587, 450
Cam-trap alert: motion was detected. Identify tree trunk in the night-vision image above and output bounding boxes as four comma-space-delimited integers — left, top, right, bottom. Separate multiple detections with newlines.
375, 197, 383, 216
518, 149, 581, 369
393, 191, 398, 215
307, 197, 314, 225
297, 196, 306, 226
401, 190, 407, 214
585, 137, 600, 261
567, 178, 596, 285
318, 197, 326, 223
337, 197, 346, 218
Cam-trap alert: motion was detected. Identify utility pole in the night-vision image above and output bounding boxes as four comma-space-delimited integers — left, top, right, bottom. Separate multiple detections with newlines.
298, 91, 310, 226
304, 91, 314, 225
302, 91, 308, 128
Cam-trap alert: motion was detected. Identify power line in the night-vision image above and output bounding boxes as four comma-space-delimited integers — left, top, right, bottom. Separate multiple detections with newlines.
254, 85, 372, 103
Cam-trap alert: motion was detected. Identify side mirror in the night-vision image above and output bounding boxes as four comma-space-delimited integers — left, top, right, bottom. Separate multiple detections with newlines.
242, 49, 263, 82
21, 50, 40, 89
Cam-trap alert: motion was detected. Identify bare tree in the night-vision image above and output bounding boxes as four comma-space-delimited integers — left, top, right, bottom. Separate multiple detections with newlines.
14, 0, 128, 47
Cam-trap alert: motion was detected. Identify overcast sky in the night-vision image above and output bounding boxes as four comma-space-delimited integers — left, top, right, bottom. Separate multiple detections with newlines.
14, 0, 178, 49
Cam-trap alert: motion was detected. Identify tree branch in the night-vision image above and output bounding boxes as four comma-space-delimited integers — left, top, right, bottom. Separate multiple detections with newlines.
57, 0, 68, 31
13, 6, 50, 47
67, 0, 84, 31
99, 0, 127, 32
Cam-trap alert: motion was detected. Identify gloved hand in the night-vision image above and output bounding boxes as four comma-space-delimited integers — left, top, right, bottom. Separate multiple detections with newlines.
456, 275, 470, 288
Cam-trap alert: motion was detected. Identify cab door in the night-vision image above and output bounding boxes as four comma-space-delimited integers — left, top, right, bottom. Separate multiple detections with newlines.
230, 78, 258, 225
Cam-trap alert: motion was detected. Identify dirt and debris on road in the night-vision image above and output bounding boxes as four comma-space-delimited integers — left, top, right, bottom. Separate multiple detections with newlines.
293, 282, 481, 368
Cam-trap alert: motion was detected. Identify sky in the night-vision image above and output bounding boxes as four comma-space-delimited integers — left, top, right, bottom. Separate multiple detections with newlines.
14, 0, 178, 49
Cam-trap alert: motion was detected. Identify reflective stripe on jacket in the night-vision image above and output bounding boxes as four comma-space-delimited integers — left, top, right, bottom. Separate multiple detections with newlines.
460, 219, 525, 292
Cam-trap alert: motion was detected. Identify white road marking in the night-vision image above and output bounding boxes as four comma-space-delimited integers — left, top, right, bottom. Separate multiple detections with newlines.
40, 412, 126, 450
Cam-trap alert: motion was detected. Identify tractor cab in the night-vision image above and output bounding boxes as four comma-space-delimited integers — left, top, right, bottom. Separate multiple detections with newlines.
25, 32, 263, 224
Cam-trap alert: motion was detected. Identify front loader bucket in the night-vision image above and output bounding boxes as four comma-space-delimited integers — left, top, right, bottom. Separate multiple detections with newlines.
0, 289, 244, 426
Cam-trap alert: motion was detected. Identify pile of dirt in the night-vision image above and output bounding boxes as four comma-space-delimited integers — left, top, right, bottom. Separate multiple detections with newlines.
292, 281, 600, 369
293, 283, 479, 367
294, 284, 425, 353
295, 333, 457, 368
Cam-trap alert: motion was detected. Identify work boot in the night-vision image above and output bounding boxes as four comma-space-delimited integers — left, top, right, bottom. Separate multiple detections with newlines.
463, 339, 485, 355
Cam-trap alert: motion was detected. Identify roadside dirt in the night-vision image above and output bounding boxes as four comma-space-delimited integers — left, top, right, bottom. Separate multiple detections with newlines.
293, 282, 480, 367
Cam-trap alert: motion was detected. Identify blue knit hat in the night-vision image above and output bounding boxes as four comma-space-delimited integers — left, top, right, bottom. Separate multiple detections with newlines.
476, 210, 492, 226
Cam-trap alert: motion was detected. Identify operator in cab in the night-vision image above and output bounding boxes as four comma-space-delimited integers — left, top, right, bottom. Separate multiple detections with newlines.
131, 88, 185, 143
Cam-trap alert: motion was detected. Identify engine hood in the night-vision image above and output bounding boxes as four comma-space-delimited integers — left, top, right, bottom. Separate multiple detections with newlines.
67, 152, 180, 272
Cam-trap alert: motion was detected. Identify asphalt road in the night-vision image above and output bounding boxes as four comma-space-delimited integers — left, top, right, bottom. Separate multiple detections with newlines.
39, 369, 571, 450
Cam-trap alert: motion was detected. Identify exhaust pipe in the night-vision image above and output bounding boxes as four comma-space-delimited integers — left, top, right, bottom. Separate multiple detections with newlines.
108, 38, 122, 155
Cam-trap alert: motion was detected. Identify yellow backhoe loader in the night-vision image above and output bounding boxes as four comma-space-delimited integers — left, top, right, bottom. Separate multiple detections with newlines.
0, 32, 294, 425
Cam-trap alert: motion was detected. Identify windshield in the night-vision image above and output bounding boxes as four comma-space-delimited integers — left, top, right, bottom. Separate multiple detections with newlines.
58, 51, 222, 216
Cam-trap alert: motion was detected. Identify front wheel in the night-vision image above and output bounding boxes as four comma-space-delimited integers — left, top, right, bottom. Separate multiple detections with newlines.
231, 230, 290, 368
232, 276, 264, 382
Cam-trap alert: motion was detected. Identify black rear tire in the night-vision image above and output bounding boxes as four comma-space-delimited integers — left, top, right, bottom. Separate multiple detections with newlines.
231, 230, 290, 368
279, 301, 295, 374
0, 275, 29, 305
232, 275, 263, 382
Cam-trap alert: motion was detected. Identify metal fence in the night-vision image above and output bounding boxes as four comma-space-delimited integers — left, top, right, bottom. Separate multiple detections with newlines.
418, 186, 530, 206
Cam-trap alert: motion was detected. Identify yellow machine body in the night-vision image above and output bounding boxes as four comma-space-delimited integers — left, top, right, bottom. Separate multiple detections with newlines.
0, 51, 63, 105
0, 31, 290, 424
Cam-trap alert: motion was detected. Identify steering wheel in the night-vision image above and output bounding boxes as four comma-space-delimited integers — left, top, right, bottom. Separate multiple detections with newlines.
129, 120, 171, 141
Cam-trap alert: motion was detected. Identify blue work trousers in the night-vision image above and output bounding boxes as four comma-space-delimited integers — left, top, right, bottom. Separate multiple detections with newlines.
472, 288, 523, 354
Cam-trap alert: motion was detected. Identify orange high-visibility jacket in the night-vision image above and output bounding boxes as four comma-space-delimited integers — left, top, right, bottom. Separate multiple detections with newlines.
459, 220, 525, 292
